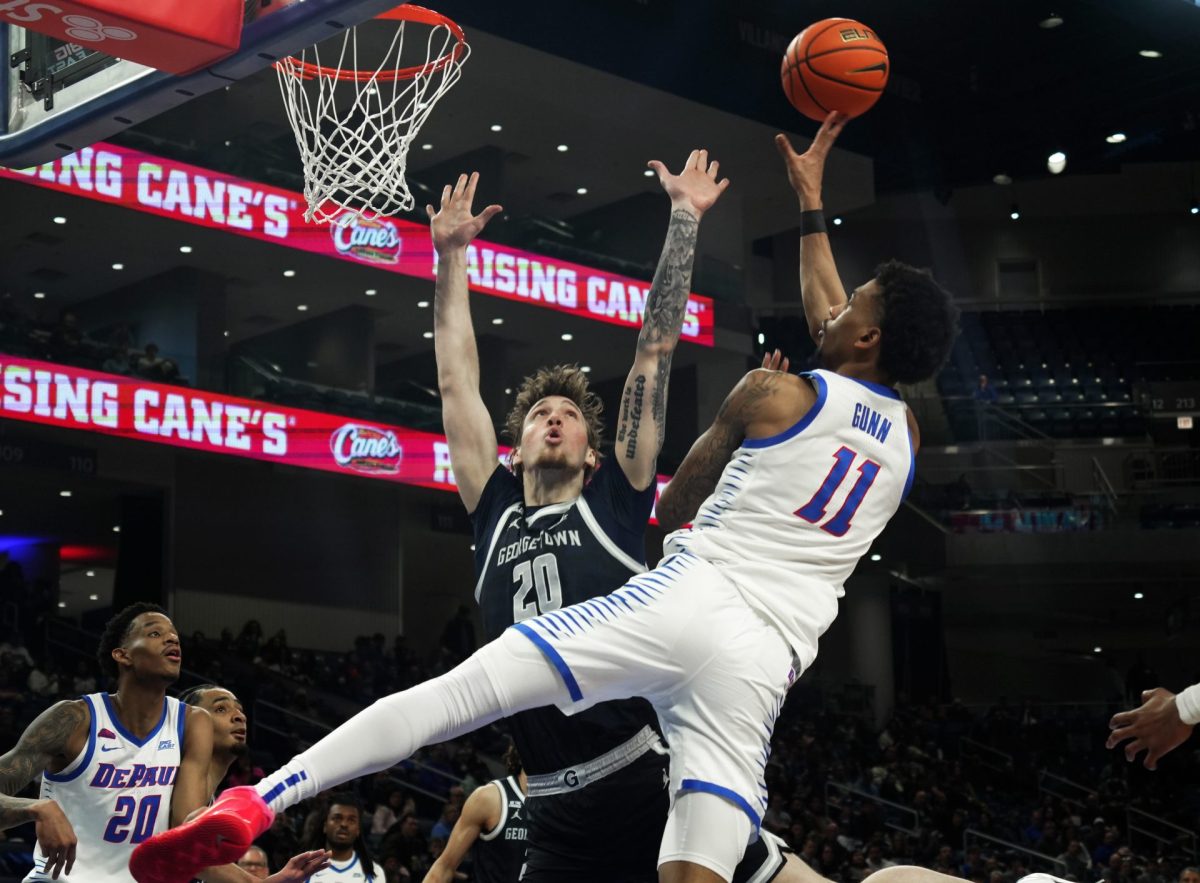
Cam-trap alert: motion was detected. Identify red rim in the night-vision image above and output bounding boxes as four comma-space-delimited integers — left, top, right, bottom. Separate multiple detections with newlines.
275, 4, 467, 83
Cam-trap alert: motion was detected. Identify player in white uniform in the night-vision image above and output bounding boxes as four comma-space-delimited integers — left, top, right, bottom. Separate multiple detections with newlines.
0, 603, 213, 881
132, 112, 959, 883
304, 795, 384, 882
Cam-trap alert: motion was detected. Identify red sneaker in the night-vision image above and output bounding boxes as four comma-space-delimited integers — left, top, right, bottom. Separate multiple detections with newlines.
129, 786, 275, 883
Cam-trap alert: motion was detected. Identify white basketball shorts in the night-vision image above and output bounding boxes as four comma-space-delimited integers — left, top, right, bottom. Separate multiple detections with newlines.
509, 551, 797, 834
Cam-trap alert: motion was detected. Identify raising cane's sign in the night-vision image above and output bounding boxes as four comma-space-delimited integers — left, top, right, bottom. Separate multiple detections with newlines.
0, 144, 715, 346
0, 356, 673, 516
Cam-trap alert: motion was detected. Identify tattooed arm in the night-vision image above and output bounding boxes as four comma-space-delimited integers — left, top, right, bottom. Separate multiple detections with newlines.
657, 368, 816, 531
0, 699, 89, 877
614, 150, 730, 491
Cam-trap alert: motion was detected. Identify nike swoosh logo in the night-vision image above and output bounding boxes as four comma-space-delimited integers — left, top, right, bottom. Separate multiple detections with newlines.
848, 62, 888, 74
100, 745, 120, 752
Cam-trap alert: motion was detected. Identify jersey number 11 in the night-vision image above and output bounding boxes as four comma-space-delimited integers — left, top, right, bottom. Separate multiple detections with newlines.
795, 445, 881, 537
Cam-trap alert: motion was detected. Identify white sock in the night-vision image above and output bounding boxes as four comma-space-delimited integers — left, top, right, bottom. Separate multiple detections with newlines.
254, 629, 564, 812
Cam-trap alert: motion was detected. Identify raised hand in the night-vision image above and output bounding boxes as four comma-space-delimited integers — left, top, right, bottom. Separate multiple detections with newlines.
427, 172, 503, 254
267, 849, 332, 882
774, 111, 848, 206
761, 348, 791, 373
1107, 687, 1194, 770
648, 149, 731, 219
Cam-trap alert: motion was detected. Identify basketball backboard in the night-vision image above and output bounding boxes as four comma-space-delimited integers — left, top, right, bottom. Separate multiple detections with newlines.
1, 0, 398, 169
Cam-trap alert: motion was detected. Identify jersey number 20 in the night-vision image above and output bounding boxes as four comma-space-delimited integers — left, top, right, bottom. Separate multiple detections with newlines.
513, 553, 563, 622
103, 794, 161, 843
795, 445, 881, 537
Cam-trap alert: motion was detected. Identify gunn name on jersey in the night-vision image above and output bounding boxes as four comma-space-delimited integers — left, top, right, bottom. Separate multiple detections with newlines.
496, 529, 583, 565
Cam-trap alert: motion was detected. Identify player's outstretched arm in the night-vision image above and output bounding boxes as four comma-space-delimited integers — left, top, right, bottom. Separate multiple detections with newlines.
421, 782, 501, 883
0, 699, 89, 878
171, 705, 215, 827
197, 849, 331, 883
427, 172, 504, 513
775, 112, 850, 344
1107, 684, 1198, 770
658, 367, 812, 531
615, 150, 730, 490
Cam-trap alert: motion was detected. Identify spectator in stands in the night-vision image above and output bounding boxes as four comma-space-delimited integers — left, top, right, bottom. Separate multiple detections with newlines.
236, 618, 265, 660
136, 342, 166, 379
48, 309, 84, 361
1058, 839, 1094, 879
973, 373, 999, 403
26, 658, 59, 697
380, 812, 426, 875
428, 802, 459, 842
257, 810, 303, 875
237, 845, 271, 880
1180, 868, 1200, 883
1093, 827, 1119, 866
71, 658, 97, 695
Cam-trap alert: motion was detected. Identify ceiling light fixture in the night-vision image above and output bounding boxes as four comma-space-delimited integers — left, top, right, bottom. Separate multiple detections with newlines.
1047, 151, 1067, 174
557, 144, 569, 152
296, 304, 308, 311
60, 490, 72, 497
1105, 132, 1126, 144
492, 317, 504, 325
365, 288, 377, 296
421, 143, 433, 151
89, 593, 99, 600
869, 553, 882, 561
112, 263, 124, 270
417, 300, 430, 308
179, 245, 193, 253
58, 601, 67, 608
561, 333, 573, 341
1010, 204, 1021, 221
1190, 198, 1199, 216
1093, 646, 1102, 653
490, 123, 502, 132
757, 332, 765, 345
423, 331, 433, 339
832, 217, 843, 226
1038, 14, 1063, 28
86, 570, 95, 577
644, 169, 655, 178
1138, 49, 1163, 58
576, 187, 588, 195
53, 216, 66, 224
1133, 591, 1144, 599
581, 365, 591, 373
283, 269, 296, 278
113, 525, 120, 532
993, 173, 1013, 185
33, 292, 45, 299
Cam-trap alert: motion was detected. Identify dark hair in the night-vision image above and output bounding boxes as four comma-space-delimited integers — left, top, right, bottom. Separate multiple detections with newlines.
179, 684, 222, 706
503, 364, 604, 481
873, 260, 960, 384
502, 742, 522, 777
96, 602, 168, 682
316, 792, 378, 879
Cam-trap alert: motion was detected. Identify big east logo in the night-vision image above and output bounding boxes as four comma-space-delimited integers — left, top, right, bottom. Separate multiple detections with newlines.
331, 213, 402, 264
331, 424, 403, 474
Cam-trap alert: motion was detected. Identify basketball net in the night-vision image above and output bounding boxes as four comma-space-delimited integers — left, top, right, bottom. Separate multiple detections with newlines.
275, 7, 468, 224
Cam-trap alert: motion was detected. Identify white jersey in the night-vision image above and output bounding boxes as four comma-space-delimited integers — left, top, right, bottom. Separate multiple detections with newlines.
665, 369, 914, 667
306, 852, 385, 881
25, 693, 186, 883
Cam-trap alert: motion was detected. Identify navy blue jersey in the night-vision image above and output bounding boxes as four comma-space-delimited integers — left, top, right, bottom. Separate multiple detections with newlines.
470, 462, 666, 868
471, 777, 527, 883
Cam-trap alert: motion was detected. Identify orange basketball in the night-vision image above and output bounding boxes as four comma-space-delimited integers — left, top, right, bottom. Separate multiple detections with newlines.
781, 18, 889, 122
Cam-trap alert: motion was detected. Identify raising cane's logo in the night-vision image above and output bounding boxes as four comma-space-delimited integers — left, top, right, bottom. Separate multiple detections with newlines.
331, 213, 402, 264
331, 424, 403, 474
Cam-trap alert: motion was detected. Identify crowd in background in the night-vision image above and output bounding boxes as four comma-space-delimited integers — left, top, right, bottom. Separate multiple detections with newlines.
0, 589, 1197, 882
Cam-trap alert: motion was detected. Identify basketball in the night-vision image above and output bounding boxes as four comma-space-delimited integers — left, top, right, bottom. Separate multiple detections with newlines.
781, 18, 889, 122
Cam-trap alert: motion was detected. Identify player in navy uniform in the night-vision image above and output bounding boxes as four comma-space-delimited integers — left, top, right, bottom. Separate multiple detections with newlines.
135, 116, 958, 883
423, 743, 527, 883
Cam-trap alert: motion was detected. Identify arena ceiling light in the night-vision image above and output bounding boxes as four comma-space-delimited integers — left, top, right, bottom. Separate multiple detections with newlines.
113, 525, 120, 532
581, 365, 591, 373
1133, 592, 1144, 599
490, 124, 502, 132
1038, 14, 1063, 28
421, 143, 433, 151
1105, 133, 1126, 144
1138, 49, 1163, 58
869, 553, 882, 561
89, 594, 99, 601
492, 317, 504, 325
296, 304, 308, 311
112, 263, 124, 270
557, 144, 569, 152
365, 288, 377, 296
644, 169, 655, 178
53, 216, 66, 224
179, 245, 193, 253
832, 217, 843, 226
576, 187, 588, 195
33, 292, 45, 300
59, 490, 72, 497
1047, 151, 1067, 174
992, 173, 1012, 185
283, 269, 296, 278
417, 300, 430, 308
1093, 646, 1103, 653
561, 333, 573, 341
1010, 204, 1021, 220
423, 331, 433, 339
1190, 198, 1199, 215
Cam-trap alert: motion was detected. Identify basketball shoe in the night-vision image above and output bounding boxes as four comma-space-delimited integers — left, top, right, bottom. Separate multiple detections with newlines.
129, 786, 274, 883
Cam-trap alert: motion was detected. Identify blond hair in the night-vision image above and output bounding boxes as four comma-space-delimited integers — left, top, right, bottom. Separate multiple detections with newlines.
504, 364, 604, 481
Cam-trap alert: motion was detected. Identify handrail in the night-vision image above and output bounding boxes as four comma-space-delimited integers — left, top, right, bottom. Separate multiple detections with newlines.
1037, 769, 1097, 807
249, 718, 450, 805
1126, 807, 1198, 859
962, 829, 1068, 873
1092, 457, 1119, 513
825, 782, 919, 836
254, 699, 463, 790
960, 737, 1014, 772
